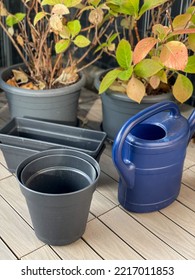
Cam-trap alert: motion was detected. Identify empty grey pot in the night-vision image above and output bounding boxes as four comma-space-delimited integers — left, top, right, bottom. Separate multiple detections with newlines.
16, 149, 100, 246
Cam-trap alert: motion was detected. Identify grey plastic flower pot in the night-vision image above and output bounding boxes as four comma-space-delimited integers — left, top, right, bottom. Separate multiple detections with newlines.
0, 63, 86, 125
16, 149, 100, 246
94, 70, 174, 141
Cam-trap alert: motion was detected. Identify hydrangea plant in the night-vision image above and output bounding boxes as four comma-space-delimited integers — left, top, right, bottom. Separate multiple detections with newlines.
0, 0, 114, 89
98, 0, 195, 103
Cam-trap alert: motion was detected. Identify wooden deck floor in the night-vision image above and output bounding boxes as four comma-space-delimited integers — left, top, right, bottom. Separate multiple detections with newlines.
0, 88, 195, 260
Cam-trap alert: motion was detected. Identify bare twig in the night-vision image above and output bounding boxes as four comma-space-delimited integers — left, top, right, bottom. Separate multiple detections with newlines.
77, 52, 103, 73
0, 18, 31, 70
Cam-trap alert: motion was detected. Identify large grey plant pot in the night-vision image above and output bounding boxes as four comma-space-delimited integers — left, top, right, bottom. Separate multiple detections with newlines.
94, 70, 174, 141
0, 64, 86, 125
16, 149, 100, 246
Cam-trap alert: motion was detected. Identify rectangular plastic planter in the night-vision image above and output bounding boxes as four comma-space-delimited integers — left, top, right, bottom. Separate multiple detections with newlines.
0, 117, 107, 172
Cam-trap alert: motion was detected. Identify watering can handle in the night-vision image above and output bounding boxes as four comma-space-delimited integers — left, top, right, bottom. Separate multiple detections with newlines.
112, 101, 181, 189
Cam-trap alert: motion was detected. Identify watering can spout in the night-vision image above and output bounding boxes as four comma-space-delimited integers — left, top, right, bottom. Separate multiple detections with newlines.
188, 109, 195, 141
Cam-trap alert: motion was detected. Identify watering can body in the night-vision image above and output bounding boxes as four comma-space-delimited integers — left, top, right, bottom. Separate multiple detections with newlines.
113, 101, 195, 213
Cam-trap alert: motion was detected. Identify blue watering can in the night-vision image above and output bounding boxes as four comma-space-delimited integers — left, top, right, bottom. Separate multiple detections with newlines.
113, 101, 195, 213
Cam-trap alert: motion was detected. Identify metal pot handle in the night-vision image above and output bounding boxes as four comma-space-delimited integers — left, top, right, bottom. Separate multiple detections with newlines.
112, 101, 181, 189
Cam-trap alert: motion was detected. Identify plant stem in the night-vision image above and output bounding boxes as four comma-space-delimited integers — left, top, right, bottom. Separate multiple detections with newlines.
134, 20, 140, 42
49, 53, 62, 89
77, 52, 103, 73
0, 18, 31, 70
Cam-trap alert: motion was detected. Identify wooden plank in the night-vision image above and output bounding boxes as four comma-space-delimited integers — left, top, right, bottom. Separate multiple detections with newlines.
85, 98, 102, 123
190, 165, 195, 172
182, 169, 195, 190
90, 190, 116, 217
97, 172, 118, 205
0, 163, 11, 180
161, 200, 195, 236
0, 175, 32, 225
0, 150, 9, 169
83, 218, 143, 260
130, 206, 195, 259
0, 196, 43, 258
22, 246, 60, 260
52, 239, 102, 260
100, 153, 119, 181
0, 104, 10, 126
184, 158, 195, 169
88, 212, 95, 222
186, 143, 195, 164
0, 239, 16, 260
100, 207, 183, 260
178, 184, 195, 211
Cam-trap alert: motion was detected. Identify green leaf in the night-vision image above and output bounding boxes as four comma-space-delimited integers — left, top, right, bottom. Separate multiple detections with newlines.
188, 34, 195, 52
172, 74, 193, 103
184, 56, 195, 74
152, 24, 171, 41
186, 6, 195, 24
172, 14, 191, 30
67, 20, 81, 37
106, 0, 137, 16
134, 59, 163, 78
88, 0, 101, 7
6, 13, 26, 27
99, 69, 121, 94
42, 0, 61, 5
116, 39, 132, 69
139, 0, 169, 18
94, 42, 108, 53
73, 35, 91, 48
63, 0, 82, 7
130, 0, 140, 17
55, 39, 70, 53
118, 67, 133, 81
34, 12, 46, 26
108, 33, 118, 44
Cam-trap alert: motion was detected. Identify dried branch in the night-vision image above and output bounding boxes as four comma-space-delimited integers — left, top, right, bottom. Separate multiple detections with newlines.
0, 18, 31, 70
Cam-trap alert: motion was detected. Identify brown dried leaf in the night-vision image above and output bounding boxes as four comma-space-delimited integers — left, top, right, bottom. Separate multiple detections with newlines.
109, 81, 126, 93
7, 27, 14, 36
50, 14, 63, 32
20, 82, 38, 90
16, 35, 24, 47
51, 4, 70, 15
37, 81, 46, 90
88, 8, 104, 25
0, 2, 8, 16
53, 66, 79, 85
6, 78, 18, 87
107, 43, 115, 52
12, 70, 28, 84
126, 76, 146, 103
149, 75, 160, 89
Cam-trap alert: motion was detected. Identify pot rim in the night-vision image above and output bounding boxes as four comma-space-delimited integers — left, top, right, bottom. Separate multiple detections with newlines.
94, 69, 173, 104
0, 63, 86, 97
16, 148, 100, 197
